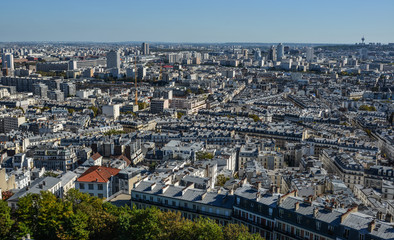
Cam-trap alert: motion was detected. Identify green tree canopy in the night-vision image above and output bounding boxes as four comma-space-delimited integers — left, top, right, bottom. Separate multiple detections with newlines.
2, 189, 262, 240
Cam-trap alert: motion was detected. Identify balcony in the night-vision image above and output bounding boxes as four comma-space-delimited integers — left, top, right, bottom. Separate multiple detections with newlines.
233, 213, 273, 231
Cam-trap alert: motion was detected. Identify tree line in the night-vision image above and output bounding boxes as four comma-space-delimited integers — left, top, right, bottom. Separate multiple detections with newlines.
0, 189, 263, 240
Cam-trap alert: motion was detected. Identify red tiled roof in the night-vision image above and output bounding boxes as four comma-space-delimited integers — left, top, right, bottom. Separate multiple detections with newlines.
116, 155, 131, 166
77, 166, 120, 183
91, 152, 102, 161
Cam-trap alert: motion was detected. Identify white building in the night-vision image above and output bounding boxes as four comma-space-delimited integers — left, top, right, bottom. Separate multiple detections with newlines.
106, 50, 120, 69
75, 166, 120, 198
3, 116, 25, 133
102, 104, 121, 119
306, 47, 314, 62
2, 53, 14, 70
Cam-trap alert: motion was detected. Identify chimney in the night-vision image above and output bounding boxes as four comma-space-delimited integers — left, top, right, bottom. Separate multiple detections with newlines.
340, 206, 358, 223
295, 202, 300, 211
161, 185, 170, 194
368, 220, 376, 232
256, 192, 261, 201
269, 185, 275, 194
229, 188, 234, 195
257, 182, 262, 190
278, 190, 297, 206
149, 182, 156, 191
313, 207, 319, 218
201, 191, 207, 200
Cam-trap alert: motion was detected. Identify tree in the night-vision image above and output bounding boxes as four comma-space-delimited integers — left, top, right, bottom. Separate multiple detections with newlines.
89, 106, 99, 117
249, 114, 260, 122
196, 151, 214, 160
185, 89, 192, 96
216, 175, 230, 187
9, 190, 263, 240
177, 112, 185, 119
138, 102, 148, 110
359, 105, 376, 111
0, 200, 13, 239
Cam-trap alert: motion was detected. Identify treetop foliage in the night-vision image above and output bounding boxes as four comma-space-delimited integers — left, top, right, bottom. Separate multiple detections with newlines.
0, 189, 263, 240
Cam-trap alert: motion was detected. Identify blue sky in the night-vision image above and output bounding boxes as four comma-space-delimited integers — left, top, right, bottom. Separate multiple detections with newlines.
1, 0, 393, 43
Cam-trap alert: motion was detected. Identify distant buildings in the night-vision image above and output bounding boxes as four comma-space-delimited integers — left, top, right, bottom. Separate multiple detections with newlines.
306, 47, 314, 62
268, 46, 277, 62
106, 50, 120, 69
277, 43, 284, 60
142, 42, 150, 55
2, 53, 14, 71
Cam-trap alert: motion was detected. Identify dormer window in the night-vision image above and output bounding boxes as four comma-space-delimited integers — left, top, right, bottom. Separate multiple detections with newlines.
316, 221, 321, 230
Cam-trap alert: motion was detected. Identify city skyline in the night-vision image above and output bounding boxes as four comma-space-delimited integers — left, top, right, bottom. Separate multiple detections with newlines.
1, 0, 393, 43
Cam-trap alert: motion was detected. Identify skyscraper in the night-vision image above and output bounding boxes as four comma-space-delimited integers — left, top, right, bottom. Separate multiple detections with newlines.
254, 49, 262, 60
306, 47, 314, 62
268, 46, 277, 62
360, 48, 368, 61
277, 43, 284, 60
106, 50, 120, 69
2, 53, 14, 71
142, 42, 150, 55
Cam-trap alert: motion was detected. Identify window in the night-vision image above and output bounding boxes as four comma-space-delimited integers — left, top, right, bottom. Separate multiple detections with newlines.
328, 225, 334, 233
236, 197, 240, 205
88, 184, 94, 190
79, 183, 85, 189
98, 194, 103, 198
172, 201, 176, 206
359, 234, 365, 240
269, 208, 273, 216
150, 196, 153, 202
344, 228, 349, 238
297, 215, 302, 224
98, 184, 103, 190
279, 209, 284, 218
316, 221, 321, 230
165, 199, 168, 205
184, 202, 188, 208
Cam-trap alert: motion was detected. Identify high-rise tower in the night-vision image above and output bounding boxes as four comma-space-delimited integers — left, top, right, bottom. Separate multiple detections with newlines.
142, 42, 150, 55
106, 50, 120, 69
277, 43, 284, 60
